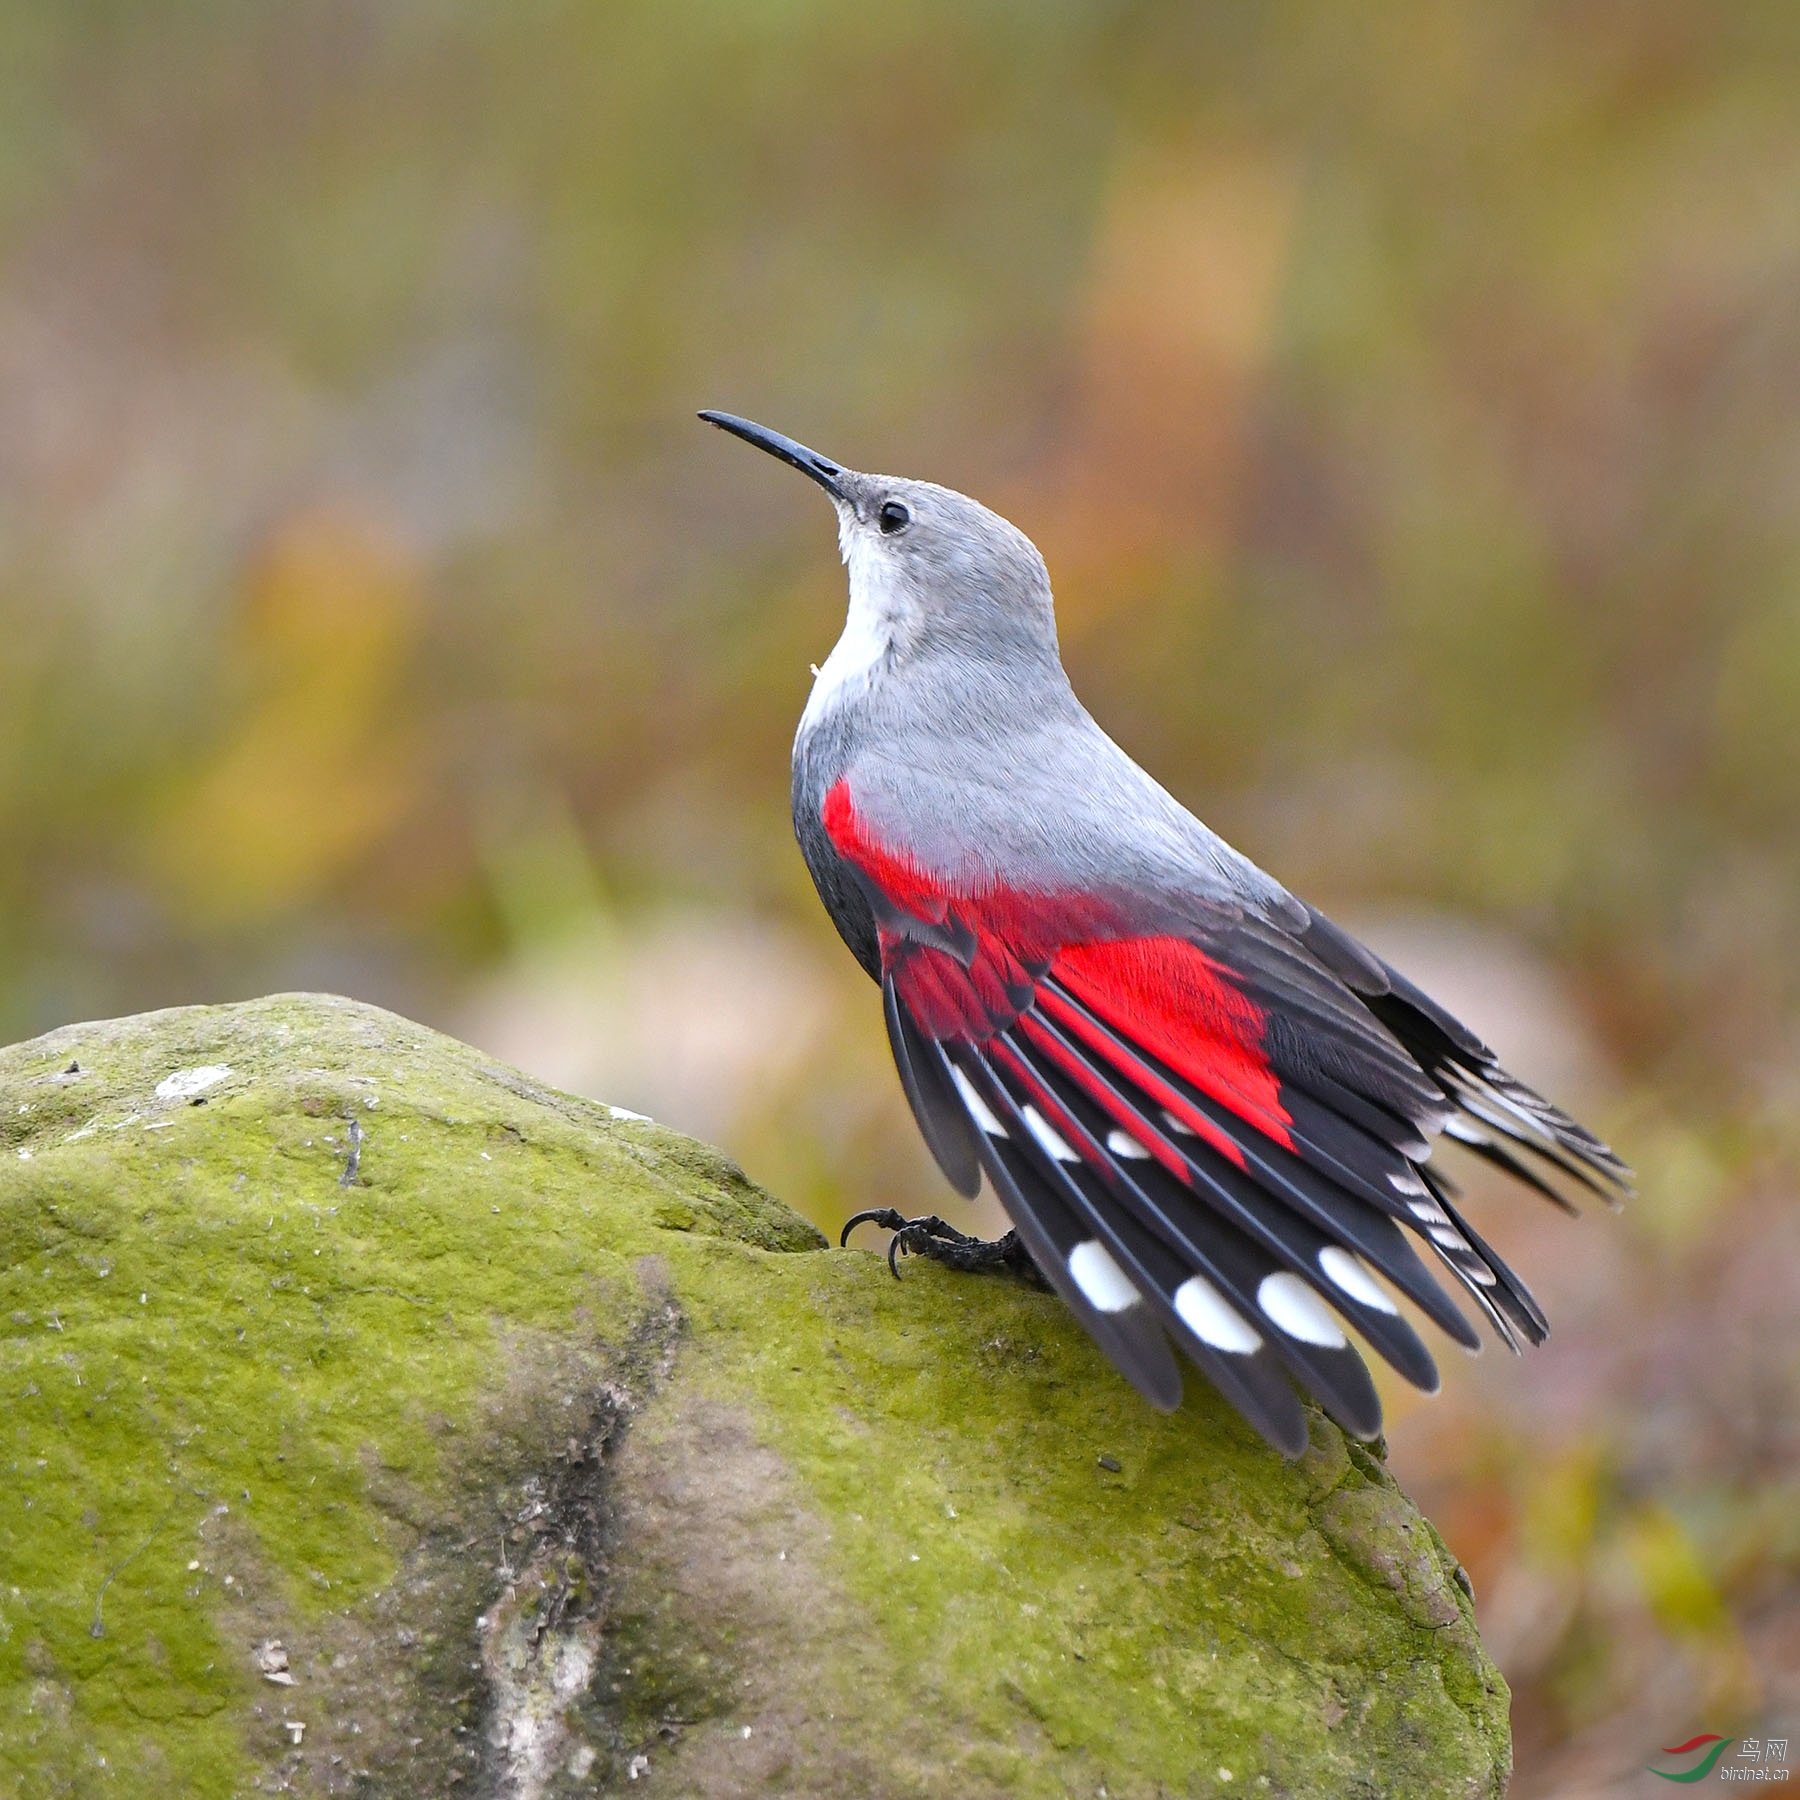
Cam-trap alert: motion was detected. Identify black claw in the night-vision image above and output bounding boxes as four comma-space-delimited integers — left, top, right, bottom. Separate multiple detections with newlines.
841, 1210, 1034, 1281
840, 1207, 909, 1248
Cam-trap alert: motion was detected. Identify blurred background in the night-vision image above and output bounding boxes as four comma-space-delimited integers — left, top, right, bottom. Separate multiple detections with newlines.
1, 2, 1797, 1789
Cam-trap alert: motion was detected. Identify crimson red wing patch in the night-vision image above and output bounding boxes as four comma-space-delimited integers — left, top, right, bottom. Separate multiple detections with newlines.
822, 775, 1627, 1452
1051, 938, 1294, 1152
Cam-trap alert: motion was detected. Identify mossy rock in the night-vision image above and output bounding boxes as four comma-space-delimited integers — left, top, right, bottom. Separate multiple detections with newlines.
0, 994, 1510, 1798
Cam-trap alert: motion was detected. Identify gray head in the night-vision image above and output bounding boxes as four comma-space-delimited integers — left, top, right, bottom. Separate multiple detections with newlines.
699, 411, 1061, 671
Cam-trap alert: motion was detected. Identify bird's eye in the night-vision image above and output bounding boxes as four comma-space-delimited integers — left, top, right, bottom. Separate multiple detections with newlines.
877, 500, 911, 535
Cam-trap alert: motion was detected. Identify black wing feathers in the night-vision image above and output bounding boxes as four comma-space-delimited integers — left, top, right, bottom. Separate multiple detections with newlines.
1003, 1026, 1429, 1414
938, 1042, 1185, 1413
872, 901, 1630, 1454
1021, 1003, 1474, 1355
883, 976, 982, 1198
1313, 915, 1632, 1204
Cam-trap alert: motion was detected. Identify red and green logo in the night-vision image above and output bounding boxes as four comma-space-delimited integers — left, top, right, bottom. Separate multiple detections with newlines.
1648, 1735, 1734, 1782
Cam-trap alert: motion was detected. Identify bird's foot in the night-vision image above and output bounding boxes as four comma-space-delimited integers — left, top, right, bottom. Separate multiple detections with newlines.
840, 1208, 1040, 1281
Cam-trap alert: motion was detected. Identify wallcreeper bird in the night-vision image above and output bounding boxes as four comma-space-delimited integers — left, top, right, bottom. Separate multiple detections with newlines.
700, 409, 1631, 1455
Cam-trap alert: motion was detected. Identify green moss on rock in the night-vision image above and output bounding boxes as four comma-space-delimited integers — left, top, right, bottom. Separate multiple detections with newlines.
0, 994, 1510, 1797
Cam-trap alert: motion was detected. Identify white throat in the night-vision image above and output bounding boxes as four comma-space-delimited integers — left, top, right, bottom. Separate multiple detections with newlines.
799, 521, 900, 729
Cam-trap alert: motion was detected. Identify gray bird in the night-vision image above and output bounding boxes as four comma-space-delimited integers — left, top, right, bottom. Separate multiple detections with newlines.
700, 409, 1631, 1455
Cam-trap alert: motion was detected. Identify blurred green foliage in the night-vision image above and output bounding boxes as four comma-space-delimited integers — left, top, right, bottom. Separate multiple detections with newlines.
2, 3, 1799, 1788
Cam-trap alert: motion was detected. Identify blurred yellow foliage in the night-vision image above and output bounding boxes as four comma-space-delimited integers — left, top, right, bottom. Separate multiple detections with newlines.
1623, 1504, 1758, 1720
1522, 1441, 1607, 1571
144, 510, 421, 927
1624, 1504, 1733, 1643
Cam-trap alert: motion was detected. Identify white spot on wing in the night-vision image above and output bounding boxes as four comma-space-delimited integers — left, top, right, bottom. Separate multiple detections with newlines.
1160, 1108, 1198, 1138
1428, 1224, 1470, 1250
1067, 1240, 1140, 1313
1105, 1128, 1151, 1160
155, 1066, 232, 1101
1021, 1106, 1078, 1162
1174, 1275, 1262, 1353
949, 1065, 1006, 1137
1256, 1273, 1348, 1347
1318, 1247, 1398, 1315
1388, 1170, 1429, 1196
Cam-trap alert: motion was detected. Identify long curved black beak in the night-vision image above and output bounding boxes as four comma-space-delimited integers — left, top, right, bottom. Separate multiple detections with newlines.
698, 411, 848, 500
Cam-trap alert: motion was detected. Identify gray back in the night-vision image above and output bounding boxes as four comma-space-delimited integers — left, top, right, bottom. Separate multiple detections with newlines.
793, 468, 1303, 934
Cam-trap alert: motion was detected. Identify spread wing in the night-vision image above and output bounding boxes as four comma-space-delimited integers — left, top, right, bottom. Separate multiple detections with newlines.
825, 778, 1632, 1456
